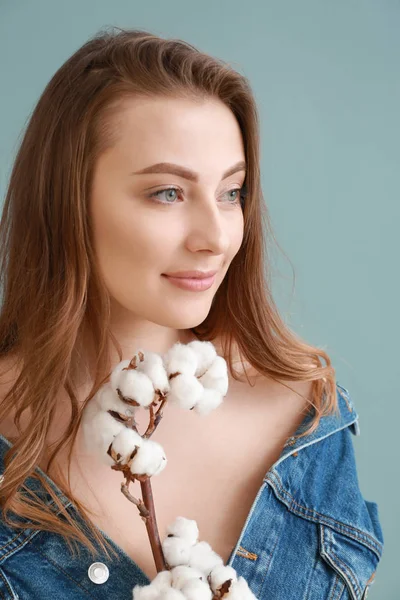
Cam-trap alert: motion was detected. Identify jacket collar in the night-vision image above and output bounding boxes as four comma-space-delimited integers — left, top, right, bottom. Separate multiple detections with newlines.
0, 433, 72, 514
274, 383, 359, 469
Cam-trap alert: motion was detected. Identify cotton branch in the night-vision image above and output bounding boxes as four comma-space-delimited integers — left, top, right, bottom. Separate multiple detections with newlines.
81, 341, 257, 598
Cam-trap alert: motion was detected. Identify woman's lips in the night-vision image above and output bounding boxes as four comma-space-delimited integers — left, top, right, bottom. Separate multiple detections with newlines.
162, 274, 216, 291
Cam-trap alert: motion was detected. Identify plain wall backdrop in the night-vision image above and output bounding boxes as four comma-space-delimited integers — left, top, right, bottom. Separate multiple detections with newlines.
0, 1, 398, 597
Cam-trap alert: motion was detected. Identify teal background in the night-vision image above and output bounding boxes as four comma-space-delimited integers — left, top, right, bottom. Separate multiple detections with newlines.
0, 1, 398, 597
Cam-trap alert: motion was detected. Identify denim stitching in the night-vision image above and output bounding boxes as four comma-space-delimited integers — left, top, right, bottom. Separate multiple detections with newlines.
328, 573, 344, 600
266, 471, 380, 549
265, 472, 382, 557
326, 545, 361, 599
0, 435, 72, 513
322, 526, 361, 599
266, 470, 381, 551
27, 542, 96, 599
274, 420, 359, 471
0, 574, 5, 600
0, 500, 71, 559
256, 531, 281, 599
0, 568, 14, 600
303, 543, 320, 600
0, 530, 37, 561
0, 533, 25, 553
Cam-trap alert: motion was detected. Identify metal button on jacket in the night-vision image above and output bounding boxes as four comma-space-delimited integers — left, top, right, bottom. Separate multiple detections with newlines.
88, 562, 110, 584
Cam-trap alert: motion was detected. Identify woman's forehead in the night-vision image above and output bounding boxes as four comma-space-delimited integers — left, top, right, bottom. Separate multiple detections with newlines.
104, 97, 246, 179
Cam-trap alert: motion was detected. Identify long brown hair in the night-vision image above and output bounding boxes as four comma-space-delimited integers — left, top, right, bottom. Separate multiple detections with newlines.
0, 26, 338, 556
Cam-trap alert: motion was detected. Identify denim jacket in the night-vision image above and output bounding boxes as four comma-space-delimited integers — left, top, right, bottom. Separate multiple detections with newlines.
0, 383, 384, 599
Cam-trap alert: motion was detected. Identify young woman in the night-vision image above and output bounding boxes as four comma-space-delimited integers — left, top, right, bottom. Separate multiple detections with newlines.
0, 27, 383, 599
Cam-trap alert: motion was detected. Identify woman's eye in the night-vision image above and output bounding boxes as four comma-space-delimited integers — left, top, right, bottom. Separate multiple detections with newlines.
148, 187, 181, 204
147, 186, 244, 205
227, 189, 240, 202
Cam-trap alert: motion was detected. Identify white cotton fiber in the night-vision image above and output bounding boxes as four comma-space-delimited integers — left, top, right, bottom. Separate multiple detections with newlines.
188, 541, 223, 576
151, 570, 173, 589
186, 340, 217, 377
129, 439, 167, 477
111, 428, 143, 463
132, 584, 161, 600
170, 565, 206, 590
166, 517, 199, 546
158, 590, 186, 600
208, 565, 237, 592
81, 406, 125, 466
117, 369, 155, 408
198, 356, 229, 396
110, 359, 131, 392
224, 576, 258, 599
193, 388, 223, 416
95, 381, 137, 417
168, 373, 204, 410
163, 343, 198, 377
132, 570, 173, 599
135, 350, 170, 395
181, 577, 213, 600
162, 536, 191, 568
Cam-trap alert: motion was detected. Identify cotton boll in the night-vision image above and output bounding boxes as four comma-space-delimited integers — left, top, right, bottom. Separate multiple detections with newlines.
95, 381, 137, 417
208, 565, 237, 593
193, 388, 223, 416
133, 570, 173, 599
163, 343, 198, 377
188, 541, 223, 576
132, 584, 161, 600
111, 427, 143, 463
162, 536, 191, 568
181, 578, 213, 600
170, 565, 206, 590
81, 407, 125, 466
166, 517, 199, 546
158, 590, 186, 600
151, 570, 173, 589
136, 351, 170, 395
198, 356, 229, 396
168, 373, 204, 410
130, 439, 167, 477
110, 359, 131, 392
186, 341, 217, 377
224, 576, 258, 599
118, 369, 155, 408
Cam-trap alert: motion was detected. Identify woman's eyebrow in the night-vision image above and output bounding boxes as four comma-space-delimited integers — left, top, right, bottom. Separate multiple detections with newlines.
131, 161, 246, 182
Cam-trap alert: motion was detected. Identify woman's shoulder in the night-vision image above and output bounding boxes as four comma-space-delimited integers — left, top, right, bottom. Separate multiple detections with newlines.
259, 383, 384, 597
266, 383, 381, 535
227, 383, 384, 599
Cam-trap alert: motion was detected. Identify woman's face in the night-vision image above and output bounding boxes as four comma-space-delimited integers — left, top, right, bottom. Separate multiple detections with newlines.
89, 95, 246, 331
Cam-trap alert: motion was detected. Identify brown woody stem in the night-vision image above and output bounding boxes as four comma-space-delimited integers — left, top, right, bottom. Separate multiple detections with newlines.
143, 395, 168, 439
113, 378, 168, 573
111, 362, 230, 593
140, 477, 167, 572
120, 480, 149, 519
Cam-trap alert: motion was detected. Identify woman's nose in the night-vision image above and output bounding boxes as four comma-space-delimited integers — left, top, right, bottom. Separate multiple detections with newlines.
184, 198, 233, 256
